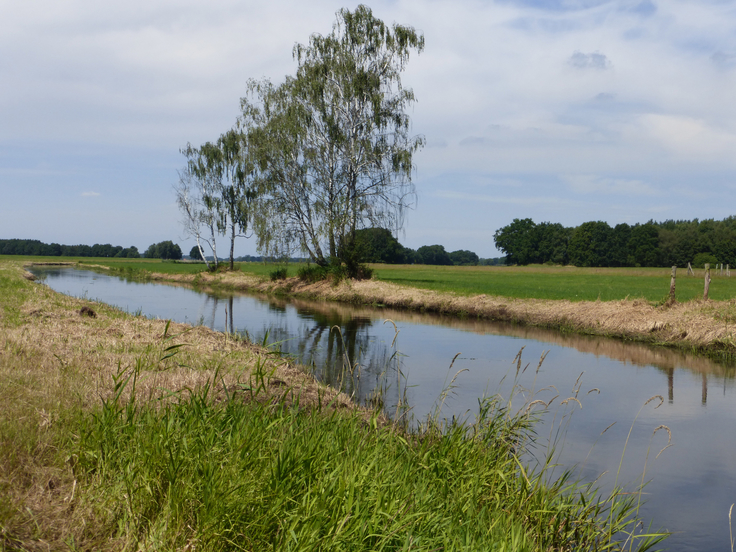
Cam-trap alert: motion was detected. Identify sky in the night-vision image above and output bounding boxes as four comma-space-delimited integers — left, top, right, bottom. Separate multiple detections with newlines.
3, 0, 736, 259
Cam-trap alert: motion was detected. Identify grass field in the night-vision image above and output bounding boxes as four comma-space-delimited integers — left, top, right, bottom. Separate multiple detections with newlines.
371, 264, 736, 302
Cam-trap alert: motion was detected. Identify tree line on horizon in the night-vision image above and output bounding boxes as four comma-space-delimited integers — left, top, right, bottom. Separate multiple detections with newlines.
353, 228, 503, 266
0, 239, 141, 259
0, 239, 183, 260
493, 217, 736, 268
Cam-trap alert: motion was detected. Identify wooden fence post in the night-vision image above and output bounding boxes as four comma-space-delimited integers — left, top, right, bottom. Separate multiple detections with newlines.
704, 263, 711, 300
687, 262, 694, 276
728, 264, 731, 277
669, 266, 677, 303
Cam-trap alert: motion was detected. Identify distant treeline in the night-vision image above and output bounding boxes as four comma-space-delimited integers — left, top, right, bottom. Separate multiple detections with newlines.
0, 239, 141, 258
354, 228, 503, 266
494, 217, 736, 267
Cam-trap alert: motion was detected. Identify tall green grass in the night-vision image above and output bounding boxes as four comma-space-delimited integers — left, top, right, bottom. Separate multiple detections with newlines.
74, 365, 667, 551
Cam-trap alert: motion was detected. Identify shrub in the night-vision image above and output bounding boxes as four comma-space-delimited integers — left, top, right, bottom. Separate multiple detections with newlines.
269, 267, 288, 281
298, 262, 373, 283
298, 264, 329, 283
693, 252, 719, 268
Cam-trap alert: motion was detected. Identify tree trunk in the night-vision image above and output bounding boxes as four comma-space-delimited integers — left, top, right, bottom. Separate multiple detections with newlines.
196, 238, 210, 270
229, 222, 236, 271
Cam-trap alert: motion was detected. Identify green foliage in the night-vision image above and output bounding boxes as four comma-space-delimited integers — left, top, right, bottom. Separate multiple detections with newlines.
297, 260, 373, 283
416, 244, 453, 266
269, 266, 288, 281
449, 249, 479, 266
495, 216, 736, 268
144, 241, 183, 260
189, 245, 204, 261
628, 223, 660, 267
0, 239, 140, 258
297, 264, 329, 283
693, 252, 719, 268
567, 221, 613, 267
353, 228, 411, 264
494, 218, 535, 265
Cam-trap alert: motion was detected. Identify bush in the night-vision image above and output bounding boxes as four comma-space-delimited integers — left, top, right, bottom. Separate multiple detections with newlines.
269, 267, 288, 281
298, 264, 329, 283
298, 262, 373, 283
693, 252, 719, 268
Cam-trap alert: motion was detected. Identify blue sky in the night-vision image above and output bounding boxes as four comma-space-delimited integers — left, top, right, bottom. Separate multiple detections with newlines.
3, 0, 736, 258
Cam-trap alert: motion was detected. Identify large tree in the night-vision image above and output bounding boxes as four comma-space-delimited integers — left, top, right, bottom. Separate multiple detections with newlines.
567, 221, 612, 267
246, 5, 424, 274
493, 218, 537, 265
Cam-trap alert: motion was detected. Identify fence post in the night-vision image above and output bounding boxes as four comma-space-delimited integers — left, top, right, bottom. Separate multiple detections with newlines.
704, 263, 711, 300
669, 266, 677, 303
687, 262, 694, 276
728, 264, 731, 277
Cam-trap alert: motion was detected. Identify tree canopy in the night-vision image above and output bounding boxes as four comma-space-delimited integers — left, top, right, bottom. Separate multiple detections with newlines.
144, 241, 182, 260
0, 239, 139, 258
494, 216, 736, 267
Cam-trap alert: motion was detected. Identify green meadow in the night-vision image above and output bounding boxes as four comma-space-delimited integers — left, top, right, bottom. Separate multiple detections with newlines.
369, 264, 735, 302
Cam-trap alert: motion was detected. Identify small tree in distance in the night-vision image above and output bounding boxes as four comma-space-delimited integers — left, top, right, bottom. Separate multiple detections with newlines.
189, 245, 204, 261
144, 241, 182, 260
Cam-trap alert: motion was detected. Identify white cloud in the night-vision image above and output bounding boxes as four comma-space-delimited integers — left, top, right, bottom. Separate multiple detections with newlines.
81, 191, 100, 197
637, 114, 736, 163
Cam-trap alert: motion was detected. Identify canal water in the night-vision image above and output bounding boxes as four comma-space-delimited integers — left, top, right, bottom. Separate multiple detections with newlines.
31, 267, 736, 551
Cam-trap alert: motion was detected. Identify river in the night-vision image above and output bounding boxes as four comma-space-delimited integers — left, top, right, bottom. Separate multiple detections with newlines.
31, 266, 736, 552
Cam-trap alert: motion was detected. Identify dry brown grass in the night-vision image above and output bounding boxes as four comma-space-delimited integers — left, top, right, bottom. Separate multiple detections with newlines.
0, 262, 356, 550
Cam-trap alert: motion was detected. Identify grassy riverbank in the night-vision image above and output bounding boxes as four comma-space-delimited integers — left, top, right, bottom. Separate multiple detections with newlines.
0, 259, 666, 550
